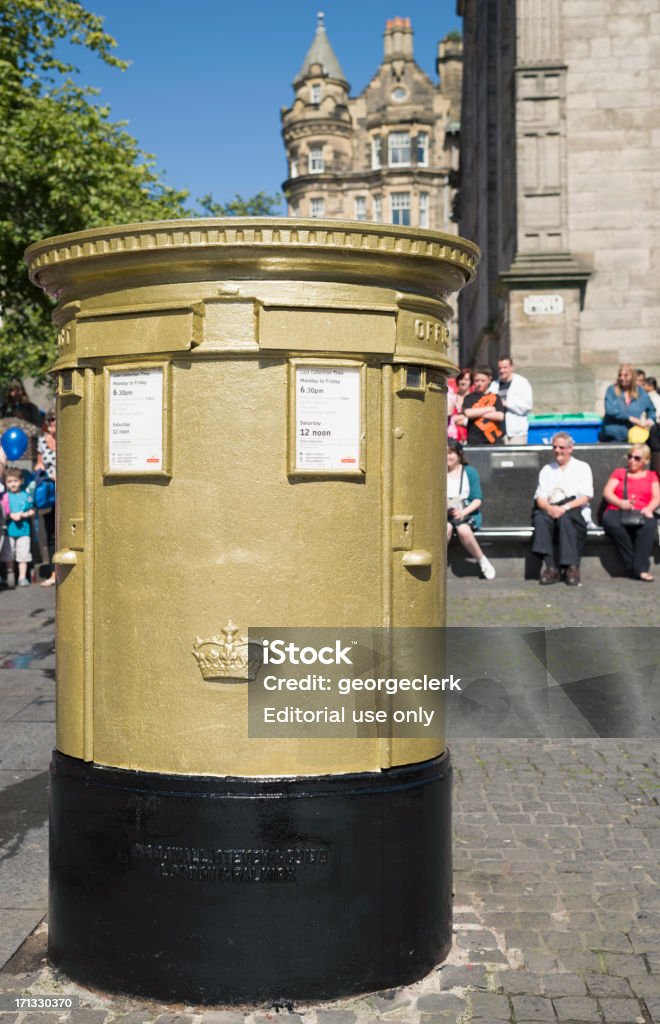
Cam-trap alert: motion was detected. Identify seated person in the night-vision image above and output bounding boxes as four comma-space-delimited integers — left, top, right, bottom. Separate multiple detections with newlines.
599, 363, 655, 442
446, 440, 496, 580
457, 365, 505, 446
532, 432, 593, 586
601, 444, 659, 582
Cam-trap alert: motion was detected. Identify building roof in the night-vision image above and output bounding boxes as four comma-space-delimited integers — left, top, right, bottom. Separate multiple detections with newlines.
295, 12, 347, 84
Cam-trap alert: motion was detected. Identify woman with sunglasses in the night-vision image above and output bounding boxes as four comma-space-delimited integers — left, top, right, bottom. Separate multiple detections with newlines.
601, 444, 659, 582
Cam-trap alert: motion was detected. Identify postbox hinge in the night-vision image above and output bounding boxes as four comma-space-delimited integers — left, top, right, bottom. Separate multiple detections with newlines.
391, 515, 414, 551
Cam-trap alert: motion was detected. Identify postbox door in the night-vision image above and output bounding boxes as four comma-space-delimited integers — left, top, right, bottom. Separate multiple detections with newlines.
54, 370, 90, 760
391, 366, 446, 627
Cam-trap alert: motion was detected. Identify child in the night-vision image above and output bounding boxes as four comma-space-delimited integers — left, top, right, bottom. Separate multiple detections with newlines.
0, 467, 34, 587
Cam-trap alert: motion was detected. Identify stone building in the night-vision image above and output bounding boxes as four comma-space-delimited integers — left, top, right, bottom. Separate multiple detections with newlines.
280, 14, 462, 236
457, 0, 660, 413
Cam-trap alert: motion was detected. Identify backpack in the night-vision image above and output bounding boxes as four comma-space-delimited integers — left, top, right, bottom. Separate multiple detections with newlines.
34, 471, 56, 510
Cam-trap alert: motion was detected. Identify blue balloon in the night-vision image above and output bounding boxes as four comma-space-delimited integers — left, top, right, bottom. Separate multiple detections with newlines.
1, 427, 29, 460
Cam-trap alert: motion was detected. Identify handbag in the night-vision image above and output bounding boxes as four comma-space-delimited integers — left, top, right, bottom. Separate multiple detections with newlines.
595, 496, 607, 527
628, 424, 650, 444
620, 471, 644, 528
448, 468, 477, 530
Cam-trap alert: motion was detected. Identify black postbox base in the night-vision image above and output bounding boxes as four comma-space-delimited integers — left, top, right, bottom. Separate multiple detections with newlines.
49, 749, 452, 1005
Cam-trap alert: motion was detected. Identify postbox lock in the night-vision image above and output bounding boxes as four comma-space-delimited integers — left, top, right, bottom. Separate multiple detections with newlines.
392, 515, 414, 551
68, 518, 85, 551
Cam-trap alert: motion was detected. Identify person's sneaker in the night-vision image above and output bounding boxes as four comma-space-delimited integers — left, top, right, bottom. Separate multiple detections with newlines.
539, 566, 560, 585
564, 565, 580, 586
17, 578, 30, 587
479, 557, 496, 580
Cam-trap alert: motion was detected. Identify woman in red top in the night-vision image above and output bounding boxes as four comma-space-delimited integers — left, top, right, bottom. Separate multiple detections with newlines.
602, 444, 660, 581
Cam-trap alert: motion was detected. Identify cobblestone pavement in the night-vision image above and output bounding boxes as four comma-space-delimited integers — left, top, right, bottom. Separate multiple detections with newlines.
0, 581, 658, 1023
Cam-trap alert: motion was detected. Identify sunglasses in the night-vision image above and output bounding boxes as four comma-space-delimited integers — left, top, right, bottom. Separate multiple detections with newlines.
627, 454, 643, 461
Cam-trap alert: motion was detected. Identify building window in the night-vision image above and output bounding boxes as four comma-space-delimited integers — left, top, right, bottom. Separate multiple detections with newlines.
290, 202, 300, 217
391, 192, 411, 226
388, 131, 411, 166
311, 84, 321, 104
373, 195, 382, 222
417, 132, 429, 166
355, 197, 366, 221
371, 136, 382, 169
419, 192, 429, 228
290, 157, 298, 179
310, 197, 325, 218
309, 146, 324, 173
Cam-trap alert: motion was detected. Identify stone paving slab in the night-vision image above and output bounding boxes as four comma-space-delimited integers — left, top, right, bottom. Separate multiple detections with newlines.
0, 588, 54, 968
0, 583, 659, 1022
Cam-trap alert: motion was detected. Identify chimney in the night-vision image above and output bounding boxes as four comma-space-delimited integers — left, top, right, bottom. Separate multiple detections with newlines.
383, 17, 414, 59
436, 35, 463, 121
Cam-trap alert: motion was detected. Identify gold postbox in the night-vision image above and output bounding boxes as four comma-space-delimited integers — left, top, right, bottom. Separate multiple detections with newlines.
26, 218, 478, 1005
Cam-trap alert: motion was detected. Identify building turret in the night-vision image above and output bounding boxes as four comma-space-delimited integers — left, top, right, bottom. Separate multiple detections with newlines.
295, 11, 348, 86
281, 12, 352, 219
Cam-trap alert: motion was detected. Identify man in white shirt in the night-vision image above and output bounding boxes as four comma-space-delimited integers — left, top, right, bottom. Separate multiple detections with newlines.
491, 356, 533, 444
532, 432, 594, 586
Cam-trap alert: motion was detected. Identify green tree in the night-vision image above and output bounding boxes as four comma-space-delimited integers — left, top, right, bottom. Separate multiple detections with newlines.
0, 1, 281, 383
0, 0, 192, 382
199, 191, 283, 217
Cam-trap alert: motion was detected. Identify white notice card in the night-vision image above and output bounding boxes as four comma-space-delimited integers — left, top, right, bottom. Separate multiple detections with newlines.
108, 369, 164, 473
295, 366, 361, 472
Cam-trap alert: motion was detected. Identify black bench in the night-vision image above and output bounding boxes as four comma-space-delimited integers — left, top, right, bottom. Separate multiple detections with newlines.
448, 444, 658, 579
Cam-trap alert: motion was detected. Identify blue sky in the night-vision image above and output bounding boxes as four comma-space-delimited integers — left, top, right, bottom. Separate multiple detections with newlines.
63, 1, 462, 213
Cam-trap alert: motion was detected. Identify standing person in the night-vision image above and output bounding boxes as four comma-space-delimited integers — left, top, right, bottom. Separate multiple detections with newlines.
640, 376, 660, 421
0, 467, 35, 587
446, 440, 496, 579
0, 380, 41, 428
447, 368, 473, 442
601, 444, 659, 582
459, 366, 505, 446
34, 408, 56, 587
490, 356, 533, 444
599, 364, 655, 442
532, 432, 594, 586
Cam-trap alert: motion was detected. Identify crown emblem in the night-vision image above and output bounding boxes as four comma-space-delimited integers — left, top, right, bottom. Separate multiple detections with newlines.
192, 621, 261, 683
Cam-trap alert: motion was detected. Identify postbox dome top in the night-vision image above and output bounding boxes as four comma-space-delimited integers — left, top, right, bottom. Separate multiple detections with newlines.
26, 217, 479, 302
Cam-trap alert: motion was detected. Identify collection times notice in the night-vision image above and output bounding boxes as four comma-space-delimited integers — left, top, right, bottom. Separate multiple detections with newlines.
295, 366, 361, 472
108, 369, 164, 473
